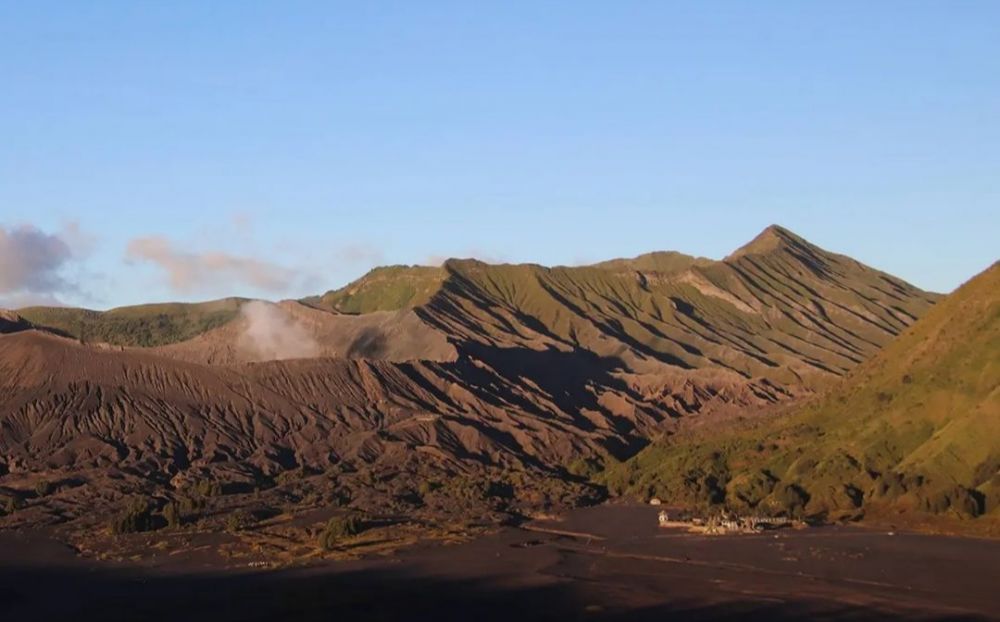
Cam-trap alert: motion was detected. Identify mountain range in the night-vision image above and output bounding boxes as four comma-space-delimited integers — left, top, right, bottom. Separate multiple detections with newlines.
3, 225, 992, 538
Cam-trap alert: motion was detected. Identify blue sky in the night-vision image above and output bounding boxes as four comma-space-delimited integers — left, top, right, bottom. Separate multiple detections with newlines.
1, 1, 997, 308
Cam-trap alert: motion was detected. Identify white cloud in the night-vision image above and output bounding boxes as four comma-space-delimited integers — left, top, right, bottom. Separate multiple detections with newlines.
126, 236, 302, 294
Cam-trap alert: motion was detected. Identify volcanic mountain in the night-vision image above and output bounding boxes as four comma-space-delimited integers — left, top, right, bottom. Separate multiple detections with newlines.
0, 226, 941, 530
604, 261, 999, 532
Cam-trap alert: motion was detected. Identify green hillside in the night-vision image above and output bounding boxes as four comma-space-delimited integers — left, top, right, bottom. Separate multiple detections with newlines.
18, 298, 247, 347
310, 265, 447, 314
601, 262, 1000, 528
591, 250, 714, 274
416, 227, 938, 391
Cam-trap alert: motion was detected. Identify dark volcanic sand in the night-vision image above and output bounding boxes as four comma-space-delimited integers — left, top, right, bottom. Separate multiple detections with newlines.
1, 506, 997, 621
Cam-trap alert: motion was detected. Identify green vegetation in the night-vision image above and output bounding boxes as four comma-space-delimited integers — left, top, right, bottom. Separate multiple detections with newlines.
313, 265, 446, 314
171, 478, 223, 521
18, 298, 246, 347
601, 263, 1000, 524
319, 514, 362, 550
1, 492, 25, 516
34, 480, 55, 498
193, 478, 224, 498
225, 510, 256, 532
566, 456, 605, 480
591, 251, 713, 274
162, 501, 182, 528
110, 497, 156, 534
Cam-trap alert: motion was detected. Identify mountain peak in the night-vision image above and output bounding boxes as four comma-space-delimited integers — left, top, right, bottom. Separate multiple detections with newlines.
726, 224, 815, 260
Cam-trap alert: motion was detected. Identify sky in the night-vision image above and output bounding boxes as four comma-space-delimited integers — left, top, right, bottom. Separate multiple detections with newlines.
1, 1, 997, 309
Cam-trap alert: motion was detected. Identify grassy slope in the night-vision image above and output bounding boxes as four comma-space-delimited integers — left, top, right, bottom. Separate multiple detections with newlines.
600, 262, 999, 530
18, 298, 246, 347
591, 250, 714, 273
428, 228, 936, 387
313, 252, 708, 315
311, 265, 447, 314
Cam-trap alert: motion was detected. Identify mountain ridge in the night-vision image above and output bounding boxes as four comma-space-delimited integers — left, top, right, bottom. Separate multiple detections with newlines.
601, 261, 999, 532
0, 224, 958, 537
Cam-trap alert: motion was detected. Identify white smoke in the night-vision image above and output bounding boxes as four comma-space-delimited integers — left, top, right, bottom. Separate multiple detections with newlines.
239, 300, 320, 361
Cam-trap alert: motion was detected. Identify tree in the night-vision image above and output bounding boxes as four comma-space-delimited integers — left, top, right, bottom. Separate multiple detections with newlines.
319, 515, 361, 550
163, 501, 182, 528
111, 498, 155, 534
225, 510, 255, 532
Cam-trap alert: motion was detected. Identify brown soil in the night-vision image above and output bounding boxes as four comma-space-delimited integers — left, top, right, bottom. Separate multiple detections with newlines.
154, 301, 458, 364
1, 505, 996, 621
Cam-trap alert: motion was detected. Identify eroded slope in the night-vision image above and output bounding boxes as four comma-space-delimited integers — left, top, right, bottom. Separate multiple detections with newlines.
602, 262, 999, 531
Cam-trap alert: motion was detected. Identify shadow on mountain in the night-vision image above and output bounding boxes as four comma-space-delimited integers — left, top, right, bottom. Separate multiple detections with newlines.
346, 327, 388, 359
446, 343, 658, 460
0, 563, 942, 622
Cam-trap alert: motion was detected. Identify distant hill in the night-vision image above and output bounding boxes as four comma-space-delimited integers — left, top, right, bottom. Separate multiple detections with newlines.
602, 262, 999, 532
307, 265, 448, 314
16, 298, 247, 347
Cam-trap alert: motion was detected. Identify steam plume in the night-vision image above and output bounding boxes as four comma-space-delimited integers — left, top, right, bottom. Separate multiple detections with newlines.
239, 300, 319, 360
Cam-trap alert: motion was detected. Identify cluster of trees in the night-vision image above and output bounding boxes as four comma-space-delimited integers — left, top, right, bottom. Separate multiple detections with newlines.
19, 306, 240, 347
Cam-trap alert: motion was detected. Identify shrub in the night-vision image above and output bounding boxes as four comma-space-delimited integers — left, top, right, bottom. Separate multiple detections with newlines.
726, 470, 777, 509
162, 501, 182, 528
194, 479, 223, 498
319, 515, 361, 550
34, 480, 55, 498
761, 483, 810, 517
178, 495, 204, 514
1, 493, 25, 515
111, 498, 155, 534
566, 457, 604, 479
225, 510, 255, 532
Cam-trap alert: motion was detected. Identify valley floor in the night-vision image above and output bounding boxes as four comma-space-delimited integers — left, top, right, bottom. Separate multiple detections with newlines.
1, 505, 998, 621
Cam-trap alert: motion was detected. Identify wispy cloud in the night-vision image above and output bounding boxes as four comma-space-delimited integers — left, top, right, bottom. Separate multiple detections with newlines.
126, 236, 302, 294
0, 224, 78, 306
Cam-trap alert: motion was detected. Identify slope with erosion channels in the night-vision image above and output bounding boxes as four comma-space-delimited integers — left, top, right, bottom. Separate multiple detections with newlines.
306, 226, 937, 426
0, 226, 941, 525
603, 262, 999, 529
